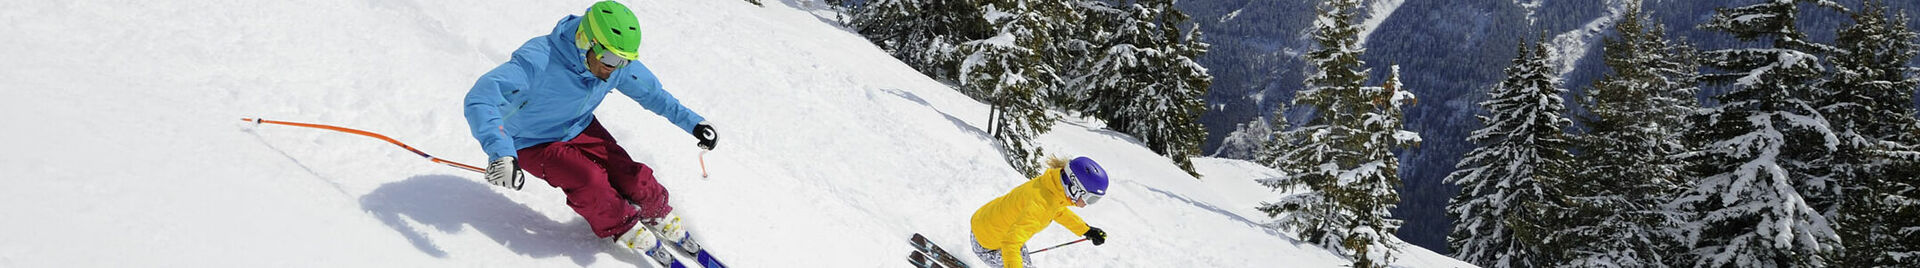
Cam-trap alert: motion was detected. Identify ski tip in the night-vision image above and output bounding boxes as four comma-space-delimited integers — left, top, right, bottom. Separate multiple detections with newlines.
909, 251, 932, 268
697, 251, 728, 268
910, 250, 931, 259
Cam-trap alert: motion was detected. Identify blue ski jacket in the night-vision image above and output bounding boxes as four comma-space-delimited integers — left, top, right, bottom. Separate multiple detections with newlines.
465, 15, 706, 160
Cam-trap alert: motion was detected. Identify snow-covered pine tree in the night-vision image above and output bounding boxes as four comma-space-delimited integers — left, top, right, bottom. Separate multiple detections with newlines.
1676, 0, 1845, 267
1256, 100, 1294, 166
1351, 65, 1418, 268
1824, 0, 1920, 265
1257, 0, 1416, 266
851, 0, 993, 82
1561, 3, 1697, 267
1060, 2, 1128, 113
1034, 0, 1095, 107
1070, 0, 1212, 177
960, 1, 1063, 175
1444, 39, 1575, 268
1146, 1, 1210, 178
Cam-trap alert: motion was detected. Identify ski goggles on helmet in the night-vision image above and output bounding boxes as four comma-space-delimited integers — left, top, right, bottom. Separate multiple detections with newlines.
1065, 170, 1103, 206
589, 44, 631, 69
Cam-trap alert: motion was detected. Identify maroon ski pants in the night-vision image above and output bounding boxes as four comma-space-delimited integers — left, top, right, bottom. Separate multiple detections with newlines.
517, 119, 671, 238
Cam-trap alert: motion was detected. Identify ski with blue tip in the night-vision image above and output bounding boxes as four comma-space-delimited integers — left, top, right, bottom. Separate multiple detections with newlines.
659, 231, 727, 268
692, 250, 727, 268
633, 237, 689, 268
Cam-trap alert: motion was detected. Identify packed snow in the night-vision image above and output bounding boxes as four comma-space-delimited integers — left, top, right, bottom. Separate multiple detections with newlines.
0, 0, 1473, 267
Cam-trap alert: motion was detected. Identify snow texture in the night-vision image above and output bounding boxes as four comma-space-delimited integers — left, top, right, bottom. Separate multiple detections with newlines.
0, 0, 1471, 267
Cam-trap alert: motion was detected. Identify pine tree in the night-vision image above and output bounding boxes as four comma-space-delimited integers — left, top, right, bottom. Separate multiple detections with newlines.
1257, 100, 1294, 167
851, 0, 993, 82
1677, 1, 1845, 267
960, 0, 1063, 175
1071, 0, 1212, 177
1560, 3, 1697, 267
1034, 0, 1095, 107
1824, 0, 1920, 265
1444, 39, 1576, 268
853, 0, 1216, 175
1257, 0, 1417, 266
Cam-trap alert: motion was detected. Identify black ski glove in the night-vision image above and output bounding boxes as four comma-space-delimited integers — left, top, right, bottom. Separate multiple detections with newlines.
1084, 227, 1106, 246
694, 122, 718, 150
485, 156, 526, 190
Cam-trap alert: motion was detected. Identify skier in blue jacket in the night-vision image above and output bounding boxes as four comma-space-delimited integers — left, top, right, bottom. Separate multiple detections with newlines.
463, 1, 716, 263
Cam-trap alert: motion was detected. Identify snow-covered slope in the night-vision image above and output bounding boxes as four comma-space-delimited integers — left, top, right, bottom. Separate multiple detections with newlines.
1358, 0, 1408, 46
0, 0, 1472, 267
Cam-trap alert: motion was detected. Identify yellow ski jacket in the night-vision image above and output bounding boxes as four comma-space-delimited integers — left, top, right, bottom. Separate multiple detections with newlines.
969, 168, 1090, 268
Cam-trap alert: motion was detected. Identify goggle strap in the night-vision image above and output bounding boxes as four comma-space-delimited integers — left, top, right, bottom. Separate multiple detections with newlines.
1064, 168, 1078, 187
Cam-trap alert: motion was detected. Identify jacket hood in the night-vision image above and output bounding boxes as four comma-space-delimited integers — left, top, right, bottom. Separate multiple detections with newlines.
1039, 168, 1074, 207
546, 15, 589, 73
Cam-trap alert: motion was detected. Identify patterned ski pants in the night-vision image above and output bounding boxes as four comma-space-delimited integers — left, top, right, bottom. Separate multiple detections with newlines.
970, 234, 1033, 268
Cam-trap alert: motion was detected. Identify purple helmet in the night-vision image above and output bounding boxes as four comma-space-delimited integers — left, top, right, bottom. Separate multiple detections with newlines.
1062, 156, 1108, 206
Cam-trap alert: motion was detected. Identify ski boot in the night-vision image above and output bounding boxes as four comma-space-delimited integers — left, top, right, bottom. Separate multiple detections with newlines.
616, 222, 679, 268
642, 211, 703, 254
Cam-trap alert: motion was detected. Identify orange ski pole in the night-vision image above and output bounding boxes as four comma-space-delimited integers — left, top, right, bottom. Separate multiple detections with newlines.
699, 150, 710, 178
242, 117, 485, 173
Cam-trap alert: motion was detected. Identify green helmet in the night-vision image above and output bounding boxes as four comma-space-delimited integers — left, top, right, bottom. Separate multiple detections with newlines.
575, 1, 642, 60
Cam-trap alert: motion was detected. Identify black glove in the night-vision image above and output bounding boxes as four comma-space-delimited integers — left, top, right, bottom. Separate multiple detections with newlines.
1083, 227, 1106, 246
486, 156, 526, 190
693, 122, 718, 150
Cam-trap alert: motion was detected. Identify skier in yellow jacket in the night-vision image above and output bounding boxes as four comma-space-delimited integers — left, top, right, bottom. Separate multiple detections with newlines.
970, 156, 1111, 268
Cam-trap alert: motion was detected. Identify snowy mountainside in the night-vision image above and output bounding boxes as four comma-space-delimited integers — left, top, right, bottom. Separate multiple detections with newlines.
0, 0, 1471, 267
1544, 0, 1627, 78
1359, 0, 1409, 46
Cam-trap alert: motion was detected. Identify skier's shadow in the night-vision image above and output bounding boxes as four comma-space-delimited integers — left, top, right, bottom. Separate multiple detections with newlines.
359, 175, 648, 266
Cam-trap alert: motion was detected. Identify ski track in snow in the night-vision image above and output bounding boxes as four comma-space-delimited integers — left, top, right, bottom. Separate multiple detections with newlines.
0, 0, 1474, 267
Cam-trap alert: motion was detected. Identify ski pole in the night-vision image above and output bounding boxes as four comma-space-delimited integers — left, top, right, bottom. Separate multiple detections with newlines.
698, 150, 710, 178
242, 117, 485, 173
1024, 238, 1089, 255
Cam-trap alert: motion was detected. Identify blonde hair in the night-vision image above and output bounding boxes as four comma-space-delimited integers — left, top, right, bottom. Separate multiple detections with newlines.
1045, 155, 1070, 170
